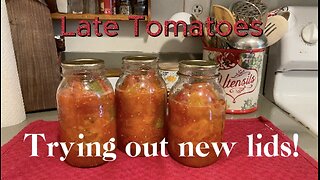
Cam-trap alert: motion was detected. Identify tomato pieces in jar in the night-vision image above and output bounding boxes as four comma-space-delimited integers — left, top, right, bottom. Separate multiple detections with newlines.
57, 59, 116, 167
168, 60, 226, 168
115, 56, 167, 156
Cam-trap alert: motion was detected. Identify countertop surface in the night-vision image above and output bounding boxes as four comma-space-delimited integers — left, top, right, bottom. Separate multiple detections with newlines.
1, 95, 318, 161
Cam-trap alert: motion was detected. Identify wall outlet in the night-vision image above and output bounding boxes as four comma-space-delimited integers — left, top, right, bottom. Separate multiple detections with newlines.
184, 0, 211, 22
192, 4, 203, 15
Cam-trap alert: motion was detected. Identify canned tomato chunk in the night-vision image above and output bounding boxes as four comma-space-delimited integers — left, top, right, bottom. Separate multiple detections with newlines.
168, 60, 226, 168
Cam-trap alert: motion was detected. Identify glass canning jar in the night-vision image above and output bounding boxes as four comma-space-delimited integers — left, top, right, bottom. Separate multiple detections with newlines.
115, 56, 167, 156
168, 60, 226, 168
57, 59, 116, 168
119, 0, 132, 15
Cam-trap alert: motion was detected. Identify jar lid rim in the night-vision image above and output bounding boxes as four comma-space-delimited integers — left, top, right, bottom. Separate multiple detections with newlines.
122, 55, 158, 63
179, 60, 218, 68
158, 62, 179, 70
178, 60, 219, 77
62, 58, 105, 69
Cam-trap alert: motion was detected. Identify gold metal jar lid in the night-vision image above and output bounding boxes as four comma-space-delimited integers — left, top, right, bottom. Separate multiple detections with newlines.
158, 62, 179, 71
178, 60, 219, 77
61, 59, 105, 70
179, 60, 218, 68
122, 55, 158, 63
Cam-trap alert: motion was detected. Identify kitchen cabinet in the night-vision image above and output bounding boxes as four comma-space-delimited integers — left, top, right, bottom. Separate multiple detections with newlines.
51, 0, 151, 21
6, 0, 61, 112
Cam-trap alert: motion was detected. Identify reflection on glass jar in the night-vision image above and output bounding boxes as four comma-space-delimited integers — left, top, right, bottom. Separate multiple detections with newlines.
57, 59, 116, 167
168, 60, 226, 168
115, 56, 167, 156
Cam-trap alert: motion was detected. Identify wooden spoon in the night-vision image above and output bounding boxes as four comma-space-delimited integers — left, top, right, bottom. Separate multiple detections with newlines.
210, 4, 236, 35
210, 4, 237, 48
265, 15, 288, 46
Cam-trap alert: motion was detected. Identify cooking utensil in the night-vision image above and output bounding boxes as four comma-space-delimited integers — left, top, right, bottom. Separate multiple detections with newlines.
211, 4, 236, 34
210, 31, 231, 49
207, 16, 222, 48
230, 0, 268, 29
227, 0, 269, 49
209, 5, 236, 48
190, 14, 211, 47
228, 30, 268, 49
265, 15, 288, 46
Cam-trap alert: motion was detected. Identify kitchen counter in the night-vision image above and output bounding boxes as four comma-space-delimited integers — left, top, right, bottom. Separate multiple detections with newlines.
1, 95, 318, 160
